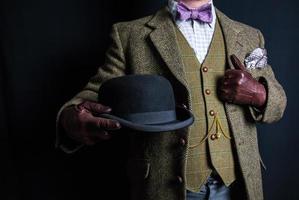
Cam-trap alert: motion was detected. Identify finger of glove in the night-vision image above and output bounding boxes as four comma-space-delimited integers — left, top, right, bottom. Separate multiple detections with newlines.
224, 69, 243, 80
223, 78, 243, 87
230, 54, 246, 71
81, 135, 96, 146
220, 89, 236, 102
87, 116, 121, 130
220, 76, 239, 89
92, 130, 112, 141
219, 90, 233, 102
81, 101, 112, 114
82, 129, 112, 144
219, 86, 235, 97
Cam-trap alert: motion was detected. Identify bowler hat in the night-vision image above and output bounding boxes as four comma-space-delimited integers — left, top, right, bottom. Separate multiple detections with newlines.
97, 75, 194, 132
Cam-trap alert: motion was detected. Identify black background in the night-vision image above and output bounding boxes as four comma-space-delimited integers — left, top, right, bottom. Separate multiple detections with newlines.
1, 0, 298, 199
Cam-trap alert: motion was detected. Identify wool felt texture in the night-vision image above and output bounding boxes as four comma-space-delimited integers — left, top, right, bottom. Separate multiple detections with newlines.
97, 75, 194, 132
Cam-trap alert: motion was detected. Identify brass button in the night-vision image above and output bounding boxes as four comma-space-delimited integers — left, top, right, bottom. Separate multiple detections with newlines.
202, 66, 208, 72
180, 138, 186, 146
211, 134, 217, 140
205, 89, 211, 95
209, 110, 215, 116
216, 133, 221, 139
177, 176, 183, 183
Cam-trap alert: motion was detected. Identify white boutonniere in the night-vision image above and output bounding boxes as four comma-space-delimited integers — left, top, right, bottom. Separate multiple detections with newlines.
244, 48, 268, 69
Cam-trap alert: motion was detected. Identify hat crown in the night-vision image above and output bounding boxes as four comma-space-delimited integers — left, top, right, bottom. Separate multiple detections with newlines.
98, 75, 175, 115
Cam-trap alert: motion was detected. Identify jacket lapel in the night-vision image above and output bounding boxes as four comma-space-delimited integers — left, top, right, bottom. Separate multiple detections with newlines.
216, 10, 243, 134
145, 7, 249, 88
216, 8, 247, 69
216, 9, 252, 177
146, 7, 188, 89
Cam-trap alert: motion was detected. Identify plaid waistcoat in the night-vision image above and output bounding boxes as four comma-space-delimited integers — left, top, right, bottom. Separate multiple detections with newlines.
175, 19, 237, 192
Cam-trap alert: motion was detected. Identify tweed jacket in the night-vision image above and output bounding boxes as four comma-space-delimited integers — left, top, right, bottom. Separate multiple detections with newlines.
56, 6, 287, 200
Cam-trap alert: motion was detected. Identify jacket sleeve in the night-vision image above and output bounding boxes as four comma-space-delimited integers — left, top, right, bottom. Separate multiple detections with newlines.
55, 23, 127, 153
248, 30, 287, 124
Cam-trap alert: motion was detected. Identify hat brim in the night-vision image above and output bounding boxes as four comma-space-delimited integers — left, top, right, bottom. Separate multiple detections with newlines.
98, 107, 194, 133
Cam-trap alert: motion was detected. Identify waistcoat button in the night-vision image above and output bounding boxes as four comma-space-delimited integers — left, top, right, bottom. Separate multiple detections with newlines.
205, 89, 211, 95
202, 66, 208, 72
211, 134, 217, 140
209, 110, 216, 116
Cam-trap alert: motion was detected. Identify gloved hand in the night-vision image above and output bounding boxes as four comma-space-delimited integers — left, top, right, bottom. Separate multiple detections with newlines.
218, 55, 267, 108
60, 100, 121, 145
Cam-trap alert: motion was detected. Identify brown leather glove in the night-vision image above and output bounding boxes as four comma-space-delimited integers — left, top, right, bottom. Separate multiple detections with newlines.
218, 55, 267, 108
60, 100, 121, 145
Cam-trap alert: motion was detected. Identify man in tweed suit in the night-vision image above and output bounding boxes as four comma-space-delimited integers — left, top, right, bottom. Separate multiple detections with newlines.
57, 0, 287, 199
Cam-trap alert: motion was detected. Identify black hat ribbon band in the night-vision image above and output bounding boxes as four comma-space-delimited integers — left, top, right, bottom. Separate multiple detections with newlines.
116, 110, 177, 125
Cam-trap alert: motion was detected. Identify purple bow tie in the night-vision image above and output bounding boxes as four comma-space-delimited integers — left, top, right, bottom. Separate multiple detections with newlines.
176, 2, 213, 23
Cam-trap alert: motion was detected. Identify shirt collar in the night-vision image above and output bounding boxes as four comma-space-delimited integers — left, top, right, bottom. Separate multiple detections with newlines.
168, 0, 216, 26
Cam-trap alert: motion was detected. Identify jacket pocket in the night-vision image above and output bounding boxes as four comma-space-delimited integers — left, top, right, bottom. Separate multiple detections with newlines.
127, 158, 151, 182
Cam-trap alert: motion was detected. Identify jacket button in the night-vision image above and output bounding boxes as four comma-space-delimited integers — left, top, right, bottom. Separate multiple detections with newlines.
182, 104, 187, 109
177, 176, 183, 184
180, 138, 186, 146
